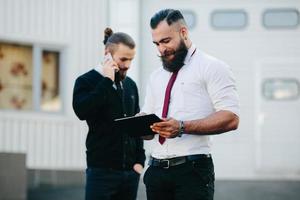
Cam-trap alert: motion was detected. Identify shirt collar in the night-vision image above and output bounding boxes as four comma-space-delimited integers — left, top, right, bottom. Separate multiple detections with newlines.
94, 63, 103, 74
183, 43, 196, 65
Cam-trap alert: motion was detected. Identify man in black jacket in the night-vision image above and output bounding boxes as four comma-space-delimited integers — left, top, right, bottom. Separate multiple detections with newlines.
72, 28, 145, 200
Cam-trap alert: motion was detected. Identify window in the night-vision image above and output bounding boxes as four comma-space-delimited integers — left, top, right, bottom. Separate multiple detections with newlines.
180, 10, 197, 30
41, 50, 61, 111
262, 79, 300, 100
263, 9, 299, 29
0, 42, 62, 112
211, 10, 248, 30
0, 43, 33, 110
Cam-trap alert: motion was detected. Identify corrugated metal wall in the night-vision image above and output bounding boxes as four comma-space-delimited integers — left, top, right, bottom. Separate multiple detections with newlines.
0, 114, 87, 169
0, 0, 108, 169
108, 0, 141, 85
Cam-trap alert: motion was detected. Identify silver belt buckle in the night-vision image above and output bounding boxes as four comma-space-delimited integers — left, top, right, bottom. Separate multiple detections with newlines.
161, 159, 170, 169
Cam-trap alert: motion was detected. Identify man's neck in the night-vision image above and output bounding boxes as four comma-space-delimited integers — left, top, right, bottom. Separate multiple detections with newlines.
185, 39, 192, 49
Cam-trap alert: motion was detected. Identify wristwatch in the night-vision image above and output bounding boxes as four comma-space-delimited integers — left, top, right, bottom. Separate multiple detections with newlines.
178, 120, 185, 137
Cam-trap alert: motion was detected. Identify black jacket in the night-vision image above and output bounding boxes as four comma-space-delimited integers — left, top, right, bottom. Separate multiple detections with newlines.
72, 69, 145, 170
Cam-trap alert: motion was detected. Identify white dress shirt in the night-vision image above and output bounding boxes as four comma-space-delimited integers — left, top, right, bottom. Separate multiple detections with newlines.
141, 44, 240, 159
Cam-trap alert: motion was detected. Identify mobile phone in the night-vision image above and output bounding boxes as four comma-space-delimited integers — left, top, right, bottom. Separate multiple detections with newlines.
103, 53, 121, 83
103, 52, 113, 63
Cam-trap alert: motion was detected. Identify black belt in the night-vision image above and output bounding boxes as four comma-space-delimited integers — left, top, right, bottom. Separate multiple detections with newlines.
149, 154, 211, 169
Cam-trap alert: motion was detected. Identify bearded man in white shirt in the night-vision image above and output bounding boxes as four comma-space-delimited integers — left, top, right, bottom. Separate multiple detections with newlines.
141, 9, 240, 200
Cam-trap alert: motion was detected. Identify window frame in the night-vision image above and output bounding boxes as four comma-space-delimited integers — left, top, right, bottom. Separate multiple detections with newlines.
262, 8, 300, 29
0, 40, 66, 114
262, 78, 300, 101
210, 9, 248, 30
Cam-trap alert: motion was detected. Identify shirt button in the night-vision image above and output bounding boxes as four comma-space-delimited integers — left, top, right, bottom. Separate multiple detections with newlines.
124, 114, 127, 117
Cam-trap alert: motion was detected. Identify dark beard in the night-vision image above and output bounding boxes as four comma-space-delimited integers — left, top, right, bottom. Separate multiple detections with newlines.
116, 71, 127, 82
160, 40, 188, 72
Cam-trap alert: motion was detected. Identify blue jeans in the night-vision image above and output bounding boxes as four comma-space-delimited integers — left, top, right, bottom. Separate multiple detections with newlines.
85, 167, 140, 200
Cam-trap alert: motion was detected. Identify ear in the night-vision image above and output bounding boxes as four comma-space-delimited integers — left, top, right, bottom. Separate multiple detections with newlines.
180, 27, 188, 40
104, 48, 114, 57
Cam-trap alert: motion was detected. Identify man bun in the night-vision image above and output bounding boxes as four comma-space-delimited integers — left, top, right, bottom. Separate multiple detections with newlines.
103, 27, 113, 45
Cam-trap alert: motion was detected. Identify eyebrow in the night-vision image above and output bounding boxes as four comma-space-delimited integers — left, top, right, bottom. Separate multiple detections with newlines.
120, 57, 133, 61
153, 37, 171, 45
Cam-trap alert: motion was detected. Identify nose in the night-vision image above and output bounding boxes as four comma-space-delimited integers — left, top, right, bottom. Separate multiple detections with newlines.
120, 62, 130, 70
158, 44, 166, 55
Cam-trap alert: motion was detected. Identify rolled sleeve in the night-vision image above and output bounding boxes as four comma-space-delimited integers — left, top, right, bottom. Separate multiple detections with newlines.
206, 61, 240, 117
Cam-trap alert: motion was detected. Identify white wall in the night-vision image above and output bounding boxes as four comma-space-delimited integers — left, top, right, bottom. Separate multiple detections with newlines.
0, 0, 108, 169
107, 0, 141, 86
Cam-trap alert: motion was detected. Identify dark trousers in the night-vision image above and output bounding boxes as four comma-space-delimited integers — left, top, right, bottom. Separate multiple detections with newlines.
143, 157, 215, 200
85, 167, 140, 200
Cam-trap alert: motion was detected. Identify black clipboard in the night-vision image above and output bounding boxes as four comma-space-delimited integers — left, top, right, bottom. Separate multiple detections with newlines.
114, 114, 161, 137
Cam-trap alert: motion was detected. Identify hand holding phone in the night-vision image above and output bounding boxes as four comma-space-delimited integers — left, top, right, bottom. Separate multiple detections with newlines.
102, 53, 119, 82
103, 53, 113, 64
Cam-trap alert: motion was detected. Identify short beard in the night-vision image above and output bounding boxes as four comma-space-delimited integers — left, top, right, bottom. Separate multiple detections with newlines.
160, 40, 188, 72
120, 72, 126, 81
116, 71, 127, 81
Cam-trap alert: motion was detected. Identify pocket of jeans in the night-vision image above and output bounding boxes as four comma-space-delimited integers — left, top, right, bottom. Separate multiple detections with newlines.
191, 160, 215, 188
132, 169, 141, 177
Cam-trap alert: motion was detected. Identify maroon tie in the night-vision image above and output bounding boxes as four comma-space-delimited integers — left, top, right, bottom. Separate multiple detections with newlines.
159, 71, 179, 145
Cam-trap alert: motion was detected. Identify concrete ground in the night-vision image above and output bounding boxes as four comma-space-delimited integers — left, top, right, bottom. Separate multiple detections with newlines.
28, 180, 300, 200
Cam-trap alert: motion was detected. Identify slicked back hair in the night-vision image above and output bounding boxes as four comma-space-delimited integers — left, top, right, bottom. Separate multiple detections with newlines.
103, 28, 135, 50
150, 9, 186, 29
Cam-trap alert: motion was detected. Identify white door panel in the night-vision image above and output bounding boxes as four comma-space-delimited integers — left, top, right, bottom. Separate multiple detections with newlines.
256, 60, 300, 175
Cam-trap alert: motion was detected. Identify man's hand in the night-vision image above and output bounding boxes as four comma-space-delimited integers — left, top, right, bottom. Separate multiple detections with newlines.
133, 163, 143, 175
102, 60, 119, 81
151, 118, 180, 138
